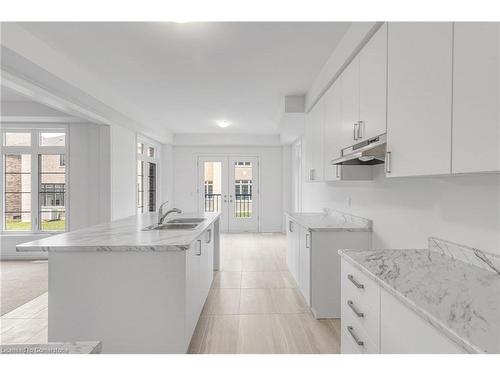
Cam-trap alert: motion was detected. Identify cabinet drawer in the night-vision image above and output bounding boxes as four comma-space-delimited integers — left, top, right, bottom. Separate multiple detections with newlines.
341, 292, 380, 345
341, 259, 380, 314
341, 309, 379, 354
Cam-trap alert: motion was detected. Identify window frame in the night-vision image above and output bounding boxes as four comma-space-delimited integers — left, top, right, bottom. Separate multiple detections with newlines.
1, 125, 69, 234
136, 136, 160, 214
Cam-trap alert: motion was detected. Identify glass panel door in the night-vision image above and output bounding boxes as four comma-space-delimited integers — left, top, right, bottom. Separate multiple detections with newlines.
198, 157, 228, 232
228, 156, 259, 232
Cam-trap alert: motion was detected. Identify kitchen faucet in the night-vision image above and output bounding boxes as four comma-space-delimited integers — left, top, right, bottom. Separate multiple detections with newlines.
158, 202, 182, 225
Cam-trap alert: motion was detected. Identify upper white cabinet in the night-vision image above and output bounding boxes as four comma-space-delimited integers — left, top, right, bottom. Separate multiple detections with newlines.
340, 56, 360, 148
305, 96, 325, 182
359, 23, 387, 140
386, 22, 453, 177
324, 80, 343, 181
452, 22, 500, 173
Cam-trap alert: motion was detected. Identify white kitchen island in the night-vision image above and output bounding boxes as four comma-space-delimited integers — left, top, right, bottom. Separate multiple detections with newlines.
17, 212, 220, 354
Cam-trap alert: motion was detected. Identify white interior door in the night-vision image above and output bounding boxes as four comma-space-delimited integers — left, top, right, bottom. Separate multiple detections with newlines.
198, 155, 259, 233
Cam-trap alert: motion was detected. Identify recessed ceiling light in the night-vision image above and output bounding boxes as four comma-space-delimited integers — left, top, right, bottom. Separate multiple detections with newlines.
216, 120, 232, 128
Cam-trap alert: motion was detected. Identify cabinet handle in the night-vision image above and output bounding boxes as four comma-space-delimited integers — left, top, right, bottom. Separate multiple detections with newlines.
347, 326, 364, 346
336, 165, 340, 179
385, 151, 392, 174
306, 233, 311, 248
289, 220, 293, 233
353, 123, 358, 141
357, 121, 363, 139
206, 229, 212, 244
347, 300, 364, 317
310, 169, 315, 181
347, 274, 364, 289
196, 240, 202, 256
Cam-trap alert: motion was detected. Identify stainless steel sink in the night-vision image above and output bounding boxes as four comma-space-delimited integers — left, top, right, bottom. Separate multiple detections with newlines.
142, 223, 200, 231
167, 218, 205, 224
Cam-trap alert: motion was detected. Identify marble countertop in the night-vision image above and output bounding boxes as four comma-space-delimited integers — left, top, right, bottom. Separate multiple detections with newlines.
339, 244, 500, 354
285, 210, 372, 232
16, 212, 220, 252
0, 341, 102, 354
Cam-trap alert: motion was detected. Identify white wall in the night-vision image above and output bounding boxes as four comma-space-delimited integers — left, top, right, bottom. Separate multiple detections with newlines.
110, 124, 137, 220
301, 165, 500, 255
69, 123, 111, 230
172, 146, 284, 232
162, 144, 175, 207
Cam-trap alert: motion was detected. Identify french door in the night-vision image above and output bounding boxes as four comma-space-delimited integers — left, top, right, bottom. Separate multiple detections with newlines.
198, 155, 259, 232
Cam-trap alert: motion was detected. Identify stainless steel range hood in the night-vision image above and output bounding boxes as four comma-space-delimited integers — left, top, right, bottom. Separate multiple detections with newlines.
331, 133, 387, 166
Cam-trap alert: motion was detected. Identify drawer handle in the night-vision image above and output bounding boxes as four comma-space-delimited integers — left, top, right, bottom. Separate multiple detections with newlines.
347, 274, 364, 289
347, 300, 364, 317
347, 326, 364, 346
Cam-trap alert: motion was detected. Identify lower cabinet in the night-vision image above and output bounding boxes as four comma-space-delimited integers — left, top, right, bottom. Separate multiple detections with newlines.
185, 225, 214, 349
340, 258, 466, 354
285, 216, 371, 318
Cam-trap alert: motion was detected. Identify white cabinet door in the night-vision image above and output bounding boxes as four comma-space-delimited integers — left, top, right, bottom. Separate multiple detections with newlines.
305, 98, 325, 181
340, 57, 360, 148
324, 81, 343, 181
200, 227, 214, 298
298, 228, 311, 306
185, 240, 201, 346
359, 23, 387, 140
452, 22, 500, 173
286, 219, 300, 285
386, 22, 453, 177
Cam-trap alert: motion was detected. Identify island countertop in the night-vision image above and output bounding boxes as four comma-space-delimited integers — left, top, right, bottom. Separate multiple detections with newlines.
285, 210, 372, 232
339, 242, 500, 354
16, 212, 220, 253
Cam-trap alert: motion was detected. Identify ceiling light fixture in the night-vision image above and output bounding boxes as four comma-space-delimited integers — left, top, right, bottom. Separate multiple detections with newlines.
216, 120, 232, 128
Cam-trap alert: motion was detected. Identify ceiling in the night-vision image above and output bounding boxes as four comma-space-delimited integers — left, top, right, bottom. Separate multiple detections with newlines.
17, 22, 350, 135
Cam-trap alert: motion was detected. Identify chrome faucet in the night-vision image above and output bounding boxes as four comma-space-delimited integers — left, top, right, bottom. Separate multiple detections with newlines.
158, 202, 182, 225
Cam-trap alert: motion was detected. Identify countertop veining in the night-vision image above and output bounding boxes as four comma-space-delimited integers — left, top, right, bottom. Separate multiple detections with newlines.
16, 212, 220, 253
339, 245, 500, 354
285, 210, 372, 232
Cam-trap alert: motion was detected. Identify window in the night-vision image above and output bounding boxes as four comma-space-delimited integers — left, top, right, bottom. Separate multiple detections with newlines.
137, 139, 158, 213
1, 128, 67, 232
204, 180, 213, 195
235, 180, 252, 196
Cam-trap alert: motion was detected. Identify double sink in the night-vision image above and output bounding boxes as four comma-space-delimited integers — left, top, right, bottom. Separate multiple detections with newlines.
142, 217, 206, 231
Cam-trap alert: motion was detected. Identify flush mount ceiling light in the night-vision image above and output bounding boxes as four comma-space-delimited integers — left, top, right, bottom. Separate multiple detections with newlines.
216, 120, 232, 128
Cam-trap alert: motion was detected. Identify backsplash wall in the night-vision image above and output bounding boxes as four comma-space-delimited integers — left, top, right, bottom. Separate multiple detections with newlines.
301, 165, 500, 255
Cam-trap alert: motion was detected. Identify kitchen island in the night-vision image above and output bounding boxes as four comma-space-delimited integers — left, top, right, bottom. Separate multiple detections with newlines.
17, 212, 221, 354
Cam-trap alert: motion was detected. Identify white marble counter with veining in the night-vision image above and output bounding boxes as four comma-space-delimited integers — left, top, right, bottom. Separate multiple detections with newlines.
16, 212, 220, 252
285, 210, 372, 232
339, 244, 500, 354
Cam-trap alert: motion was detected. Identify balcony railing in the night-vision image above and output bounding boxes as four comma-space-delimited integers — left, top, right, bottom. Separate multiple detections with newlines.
204, 193, 253, 217
204, 193, 222, 212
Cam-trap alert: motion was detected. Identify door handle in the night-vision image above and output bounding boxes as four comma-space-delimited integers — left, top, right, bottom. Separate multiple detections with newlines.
385, 151, 392, 174
347, 326, 364, 346
357, 121, 363, 139
347, 274, 364, 289
347, 300, 364, 317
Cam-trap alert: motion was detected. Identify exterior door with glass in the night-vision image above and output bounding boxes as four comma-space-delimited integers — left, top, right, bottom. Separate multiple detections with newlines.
198, 155, 259, 232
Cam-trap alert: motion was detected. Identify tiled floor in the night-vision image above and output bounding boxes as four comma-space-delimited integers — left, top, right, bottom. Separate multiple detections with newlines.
0, 233, 341, 353
188, 233, 340, 354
